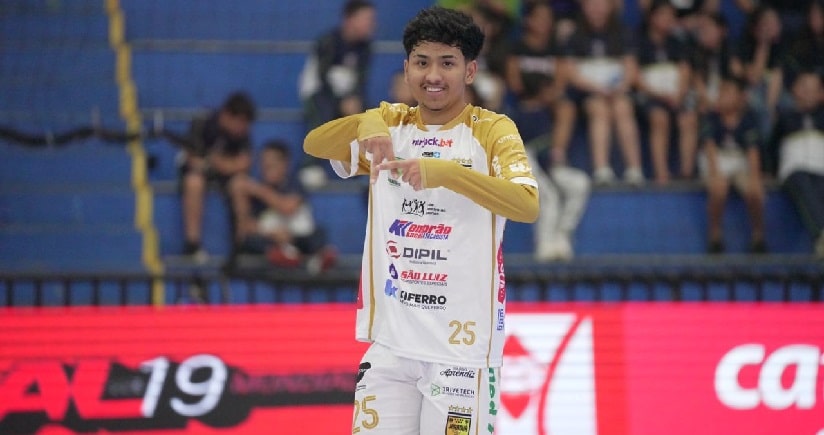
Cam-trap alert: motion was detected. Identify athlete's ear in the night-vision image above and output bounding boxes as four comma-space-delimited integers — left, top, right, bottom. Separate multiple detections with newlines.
465, 60, 477, 85
404, 59, 410, 84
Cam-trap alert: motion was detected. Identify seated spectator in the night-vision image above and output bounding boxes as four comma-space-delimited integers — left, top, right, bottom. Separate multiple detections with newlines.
771, 72, 824, 259
782, 0, 824, 88
233, 140, 337, 273
699, 75, 767, 254
564, 0, 645, 185
504, 1, 590, 260
466, 3, 511, 111
298, 0, 376, 188
636, 0, 698, 184
637, 0, 720, 37
691, 12, 743, 113
738, 6, 786, 138
179, 92, 256, 262
505, 0, 575, 151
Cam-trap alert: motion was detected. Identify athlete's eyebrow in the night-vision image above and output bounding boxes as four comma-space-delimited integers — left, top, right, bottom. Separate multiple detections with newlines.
411, 53, 457, 60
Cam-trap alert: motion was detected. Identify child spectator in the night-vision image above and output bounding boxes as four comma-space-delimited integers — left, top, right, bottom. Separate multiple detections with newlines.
691, 13, 743, 113
564, 0, 645, 185
233, 140, 337, 273
739, 6, 786, 139
782, 0, 824, 88
636, 0, 698, 184
699, 75, 767, 254
179, 92, 256, 262
771, 72, 824, 259
467, 3, 512, 111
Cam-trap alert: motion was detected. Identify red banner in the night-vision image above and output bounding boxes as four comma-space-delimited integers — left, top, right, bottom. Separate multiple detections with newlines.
1, 303, 822, 434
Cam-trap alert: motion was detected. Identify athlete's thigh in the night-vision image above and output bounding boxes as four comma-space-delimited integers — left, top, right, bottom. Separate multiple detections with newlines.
353, 343, 422, 435
418, 365, 500, 435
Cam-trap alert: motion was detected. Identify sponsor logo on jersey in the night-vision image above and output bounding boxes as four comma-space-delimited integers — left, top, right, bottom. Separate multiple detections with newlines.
431, 385, 476, 399
412, 137, 453, 148
402, 198, 426, 216
495, 133, 522, 145
400, 269, 448, 287
398, 290, 446, 310
388, 219, 452, 240
453, 157, 473, 168
487, 368, 498, 433
445, 407, 472, 435
386, 241, 400, 259
421, 151, 441, 158
508, 162, 531, 173
401, 198, 446, 217
384, 279, 398, 298
355, 362, 371, 391
403, 247, 448, 265
496, 243, 506, 303
497, 308, 505, 331
388, 264, 399, 280
440, 367, 477, 379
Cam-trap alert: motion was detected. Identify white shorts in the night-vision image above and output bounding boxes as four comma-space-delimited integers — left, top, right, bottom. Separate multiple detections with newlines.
353, 342, 500, 435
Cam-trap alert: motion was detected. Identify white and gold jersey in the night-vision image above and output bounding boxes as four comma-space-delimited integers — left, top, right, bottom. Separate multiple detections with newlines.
311, 102, 537, 368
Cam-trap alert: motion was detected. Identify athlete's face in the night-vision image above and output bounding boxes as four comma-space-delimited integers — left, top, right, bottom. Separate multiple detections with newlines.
404, 41, 477, 125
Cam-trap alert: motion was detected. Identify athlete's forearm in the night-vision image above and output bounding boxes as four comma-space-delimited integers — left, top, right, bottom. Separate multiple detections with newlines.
420, 159, 539, 223
303, 109, 390, 162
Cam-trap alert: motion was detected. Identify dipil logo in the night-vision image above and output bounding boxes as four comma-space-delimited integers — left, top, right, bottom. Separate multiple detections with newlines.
412, 137, 453, 148
498, 313, 598, 435
715, 343, 823, 410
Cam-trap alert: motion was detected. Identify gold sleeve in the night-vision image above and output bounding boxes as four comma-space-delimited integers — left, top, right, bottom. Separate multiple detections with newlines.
420, 159, 539, 223
302, 105, 392, 175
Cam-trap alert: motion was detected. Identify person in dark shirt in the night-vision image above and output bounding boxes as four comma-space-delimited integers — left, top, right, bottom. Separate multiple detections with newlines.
770, 72, 824, 259
298, 0, 376, 188
738, 6, 787, 138
563, 0, 645, 185
636, 0, 699, 184
179, 92, 256, 261
782, 0, 824, 88
691, 12, 743, 113
233, 140, 337, 273
699, 75, 766, 254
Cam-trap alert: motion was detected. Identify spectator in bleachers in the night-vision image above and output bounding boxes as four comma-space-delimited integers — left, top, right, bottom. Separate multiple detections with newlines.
232, 140, 337, 273
782, 0, 824, 89
564, 0, 645, 185
179, 92, 256, 262
298, 0, 376, 189
637, 0, 719, 37
505, 0, 575, 148
771, 72, 824, 259
733, 0, 811, 37
699, 75, 767, 254
466, 3, 512, 111
691, 12, 743, 113
636, 0, 698, 184
738, 6, 786, 139
506, 0, 590, 261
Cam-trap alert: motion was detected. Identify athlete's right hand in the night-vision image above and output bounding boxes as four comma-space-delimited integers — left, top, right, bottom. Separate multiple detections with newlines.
359, 135, 396, 184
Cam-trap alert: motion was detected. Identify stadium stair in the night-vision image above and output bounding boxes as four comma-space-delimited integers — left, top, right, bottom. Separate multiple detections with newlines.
0, 1, 144, 273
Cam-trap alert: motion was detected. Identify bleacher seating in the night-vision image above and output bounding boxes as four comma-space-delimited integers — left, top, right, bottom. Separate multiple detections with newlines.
0, 1, 143, 272
0, 0, 819, 284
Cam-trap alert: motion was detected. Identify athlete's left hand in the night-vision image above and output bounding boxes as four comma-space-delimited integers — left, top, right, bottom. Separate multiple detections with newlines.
376, 159, 423, 191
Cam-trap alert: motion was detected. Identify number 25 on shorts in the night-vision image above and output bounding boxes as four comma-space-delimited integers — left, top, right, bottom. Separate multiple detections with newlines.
448, 320, 476, 345
353, 395, 379, 433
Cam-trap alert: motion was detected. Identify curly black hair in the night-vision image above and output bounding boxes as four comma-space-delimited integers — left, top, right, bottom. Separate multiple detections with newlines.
402, 6, 485, 61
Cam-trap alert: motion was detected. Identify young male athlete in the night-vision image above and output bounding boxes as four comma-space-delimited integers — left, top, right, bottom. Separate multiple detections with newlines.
304, 6, 538, 434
